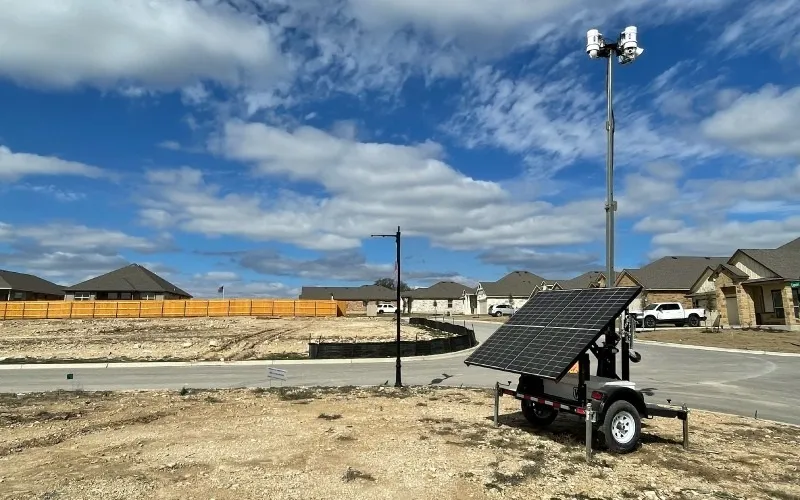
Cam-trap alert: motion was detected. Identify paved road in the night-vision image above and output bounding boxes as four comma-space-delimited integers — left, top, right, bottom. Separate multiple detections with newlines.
1, 322, 798, 425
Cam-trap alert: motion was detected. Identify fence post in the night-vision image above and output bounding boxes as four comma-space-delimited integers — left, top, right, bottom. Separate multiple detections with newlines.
293, 301, 296, 317
205, 300, 209, 317
227, 300, 231, 316
183, 300, 187, 317
45, 301, 50, 320
21, 301, 27, 320
138, 301, 142, 318
314, 301, 318, 317
249, 300, 253, 316
161, 301, 165, 318
69, 301, 74, 319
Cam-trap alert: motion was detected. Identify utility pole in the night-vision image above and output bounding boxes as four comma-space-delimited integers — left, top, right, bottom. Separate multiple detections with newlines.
371, 226, 402, 387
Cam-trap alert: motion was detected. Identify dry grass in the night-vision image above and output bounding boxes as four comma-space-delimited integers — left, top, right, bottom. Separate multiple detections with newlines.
0, 387, 798, 500
637, 327, 800, 353
0, 316, 438, 364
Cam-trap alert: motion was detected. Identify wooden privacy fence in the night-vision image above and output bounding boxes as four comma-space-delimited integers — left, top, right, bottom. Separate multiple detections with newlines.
0, 299, 348, 320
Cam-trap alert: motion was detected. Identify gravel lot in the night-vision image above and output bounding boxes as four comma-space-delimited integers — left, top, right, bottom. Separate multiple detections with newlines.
0, 317, 434, 363
637, 328, 800, 353
0, 387, 797, 500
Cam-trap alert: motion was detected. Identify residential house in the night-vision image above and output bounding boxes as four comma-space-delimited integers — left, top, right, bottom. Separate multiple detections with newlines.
402, 281, 475, 315
0, 269, 65, 301
299, 284, 396, 314
64, 264, 192, 301
473, 271, 546, 314
532, 271, 607, 292
708, 237, 800, 330
615, 256, 729, 311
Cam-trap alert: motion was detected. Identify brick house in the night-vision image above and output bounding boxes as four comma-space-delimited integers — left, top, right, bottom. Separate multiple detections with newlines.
546, 271, 607, 290
299, 284, 396, 314
0, 269, 65, 301
709, 237, 800, 330
615, 256, 729, 311
402, 281, 475, 315
64, 264, 192, 301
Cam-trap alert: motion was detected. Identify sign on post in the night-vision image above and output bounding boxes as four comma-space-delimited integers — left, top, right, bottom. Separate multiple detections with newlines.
268, 367, 287, 387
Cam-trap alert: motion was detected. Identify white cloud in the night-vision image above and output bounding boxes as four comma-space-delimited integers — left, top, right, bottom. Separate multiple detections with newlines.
701, 85, 800, 157
0, 146, 107, 181
649, 217, 800, 258
137, 121, 608, 252
157, 140, 182, 151
0, 0, 287, 92
632, 216, 684, 234
0, 222, 169, 254
714, 0, 800, 60
446, 67, 723, 181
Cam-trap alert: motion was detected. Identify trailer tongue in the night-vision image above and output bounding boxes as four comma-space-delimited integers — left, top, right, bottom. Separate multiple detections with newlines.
464, 286, 689, 460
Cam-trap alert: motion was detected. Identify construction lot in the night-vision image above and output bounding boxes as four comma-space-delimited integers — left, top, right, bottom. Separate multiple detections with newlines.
637, 328, 800, 353
0, 387, 797, 500
0, 317, 435, 363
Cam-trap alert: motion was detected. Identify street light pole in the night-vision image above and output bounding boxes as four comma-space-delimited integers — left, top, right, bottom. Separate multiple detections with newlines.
371, 226, 402, 387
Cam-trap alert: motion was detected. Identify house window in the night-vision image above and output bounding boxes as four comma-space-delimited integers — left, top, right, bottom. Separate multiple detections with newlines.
141, 293, 156, 300
74, 292, 91, 301
11, 291, 25, 300
108, 293, 118, 300
771, 289, 785, 319
447, 299, 453, 308
120, 293, 132, 300
793, 288, 799, 319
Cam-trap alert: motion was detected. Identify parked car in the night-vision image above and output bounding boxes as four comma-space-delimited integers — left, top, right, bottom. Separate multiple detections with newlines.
489, 304, 516, 317
376, 303, 398, 314
628, 302, 707, 328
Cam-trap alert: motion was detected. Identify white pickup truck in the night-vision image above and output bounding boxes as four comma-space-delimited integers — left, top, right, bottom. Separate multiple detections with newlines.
629, 302, 707, 328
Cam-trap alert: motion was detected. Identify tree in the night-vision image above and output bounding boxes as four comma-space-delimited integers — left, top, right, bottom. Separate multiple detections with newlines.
374, 278, 411, 292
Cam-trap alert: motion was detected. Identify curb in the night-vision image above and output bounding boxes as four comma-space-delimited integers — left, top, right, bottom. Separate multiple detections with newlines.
0, 346, 478, 371
635, 340, 800, 357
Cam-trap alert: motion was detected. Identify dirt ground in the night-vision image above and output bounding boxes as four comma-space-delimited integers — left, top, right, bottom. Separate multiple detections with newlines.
637, 327, 800, 353
0, 387, 797, 500
0, 317, 435, 363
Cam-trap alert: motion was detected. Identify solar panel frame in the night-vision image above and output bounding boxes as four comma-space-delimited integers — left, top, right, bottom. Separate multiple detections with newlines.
464, 286, 642, 382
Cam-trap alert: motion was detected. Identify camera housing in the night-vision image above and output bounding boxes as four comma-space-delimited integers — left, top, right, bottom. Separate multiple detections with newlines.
586, 28, 602, 58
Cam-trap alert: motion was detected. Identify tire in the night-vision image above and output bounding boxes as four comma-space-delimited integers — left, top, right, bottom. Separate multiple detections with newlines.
643, 315, 656, 328
377, 310, 384, 315
601, 400, 641, 454
687, 315, 700, 327
521, 400, 558, 428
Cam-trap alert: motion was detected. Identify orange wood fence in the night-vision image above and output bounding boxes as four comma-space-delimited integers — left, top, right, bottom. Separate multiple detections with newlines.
0, 299, 349, 320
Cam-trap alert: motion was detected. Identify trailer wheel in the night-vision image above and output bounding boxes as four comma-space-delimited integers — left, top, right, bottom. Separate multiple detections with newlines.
521, 400, 558, 428
643, 315, 656, 328
601, 400, 641, 453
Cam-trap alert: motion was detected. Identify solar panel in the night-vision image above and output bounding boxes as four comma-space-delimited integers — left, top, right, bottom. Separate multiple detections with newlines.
464, 286, 641, 381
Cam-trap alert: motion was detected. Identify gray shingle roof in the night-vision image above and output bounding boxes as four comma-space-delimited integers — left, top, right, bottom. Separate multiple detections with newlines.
0, 269, 65, 296
404, 281, 475, 299
479, 271, 546, 297
299, 284, 396, 301
65, 264, 192, 297
625, 256, 729, 290
557, 270, 605, 289
737, 247, 800, 280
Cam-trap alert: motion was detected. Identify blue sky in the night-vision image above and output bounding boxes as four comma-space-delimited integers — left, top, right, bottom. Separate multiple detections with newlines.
1, 0, 800, 297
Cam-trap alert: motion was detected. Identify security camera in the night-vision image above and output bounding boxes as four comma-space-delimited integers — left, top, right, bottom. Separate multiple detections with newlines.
586, 28, 602, 58
617, 26, 644, 64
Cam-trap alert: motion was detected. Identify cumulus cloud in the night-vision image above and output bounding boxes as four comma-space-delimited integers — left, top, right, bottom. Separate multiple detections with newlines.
138, 121, 606, 252
0, 146, 107, 181
0, 0, 287, 92
701, 85, 800, 157
477, 248, 600, 277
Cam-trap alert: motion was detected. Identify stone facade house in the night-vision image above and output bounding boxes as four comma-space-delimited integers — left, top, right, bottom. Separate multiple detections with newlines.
402, 281, 475, 315
709, 237, 800, 330
64, 264, 192, 301
0, 269, 65, 301
615, 256, 729, 312
299, 284, 396, 314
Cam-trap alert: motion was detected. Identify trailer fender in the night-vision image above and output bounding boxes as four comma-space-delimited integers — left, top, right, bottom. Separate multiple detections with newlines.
597, 387, 647, 423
